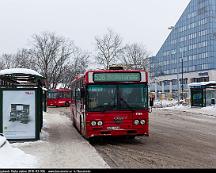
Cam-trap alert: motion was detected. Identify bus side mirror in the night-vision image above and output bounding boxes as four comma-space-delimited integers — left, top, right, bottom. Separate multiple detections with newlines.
80, 87, 85, 98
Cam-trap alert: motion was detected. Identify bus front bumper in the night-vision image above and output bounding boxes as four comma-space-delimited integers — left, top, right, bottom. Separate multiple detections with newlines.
86, 128, 149, 138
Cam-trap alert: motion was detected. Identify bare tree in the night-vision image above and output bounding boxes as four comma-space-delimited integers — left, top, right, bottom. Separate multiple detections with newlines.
0, 32, 90, 89
95, 29, 124, 69
0, 49, 36, 70
0, 54, 16, 69
29, 32, 75, 88
121, 43, 150, 71
61, 48, 89, 88
14, 49, 37, 70
0, 59, 4, 70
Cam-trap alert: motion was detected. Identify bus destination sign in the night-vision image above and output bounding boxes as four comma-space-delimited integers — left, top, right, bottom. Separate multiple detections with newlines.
93, 72, 141, 82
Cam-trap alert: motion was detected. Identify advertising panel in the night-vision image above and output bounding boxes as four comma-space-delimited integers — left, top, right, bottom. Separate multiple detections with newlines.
2, 90, 36, 139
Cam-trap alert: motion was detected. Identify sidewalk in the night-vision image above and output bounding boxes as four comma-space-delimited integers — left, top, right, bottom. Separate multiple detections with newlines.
10, 110, 110, 168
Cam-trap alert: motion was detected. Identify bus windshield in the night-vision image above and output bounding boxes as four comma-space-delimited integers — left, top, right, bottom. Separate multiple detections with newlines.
87, 84, 148, 112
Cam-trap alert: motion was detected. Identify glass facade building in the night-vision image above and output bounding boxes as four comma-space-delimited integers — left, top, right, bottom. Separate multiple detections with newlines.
150, 0, 216, 98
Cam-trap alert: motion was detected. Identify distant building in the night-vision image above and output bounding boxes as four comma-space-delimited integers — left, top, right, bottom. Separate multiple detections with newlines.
150, 0, 216, 99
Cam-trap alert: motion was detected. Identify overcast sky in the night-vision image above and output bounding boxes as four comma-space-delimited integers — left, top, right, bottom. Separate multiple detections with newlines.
0, 0, 190, 56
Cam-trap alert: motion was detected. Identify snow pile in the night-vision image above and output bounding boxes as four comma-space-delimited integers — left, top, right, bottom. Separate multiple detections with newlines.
0, 135, 37, 168
0, 135, 6, 147
201, 105, 216, 116
40, 129, 49, 141
39, 114, 49, 140
154, 99, 178, 108
164, 104, 216, 117
12, 141, 45, 148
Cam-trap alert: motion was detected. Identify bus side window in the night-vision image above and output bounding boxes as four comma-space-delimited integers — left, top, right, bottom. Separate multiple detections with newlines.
56, 93, 61, 98
64, 92, 70, 98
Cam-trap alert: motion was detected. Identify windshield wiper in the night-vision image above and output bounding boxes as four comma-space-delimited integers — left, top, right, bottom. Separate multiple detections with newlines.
103, 105, 117, 112
91, 105, 116, 112
91, 105, 106, 112
119, 98, 135, 111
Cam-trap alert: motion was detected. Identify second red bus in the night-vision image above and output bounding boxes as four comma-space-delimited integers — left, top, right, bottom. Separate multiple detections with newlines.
47, 88, 72, 107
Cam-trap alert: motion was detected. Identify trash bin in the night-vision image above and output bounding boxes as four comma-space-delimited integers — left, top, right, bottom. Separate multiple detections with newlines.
211, 98, 215, 105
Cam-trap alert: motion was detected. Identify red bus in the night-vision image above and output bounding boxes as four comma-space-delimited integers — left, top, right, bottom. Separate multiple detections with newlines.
70, 69, 150, 139
47, 88, 72, 107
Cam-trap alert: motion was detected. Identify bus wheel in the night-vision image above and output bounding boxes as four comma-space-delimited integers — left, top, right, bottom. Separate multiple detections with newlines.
127, 136, 135, 140
89, 137, 96, 144
65, 102, 70, 107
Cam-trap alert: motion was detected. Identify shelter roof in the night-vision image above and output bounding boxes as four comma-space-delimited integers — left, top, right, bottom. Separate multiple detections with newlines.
0, 68, 44, 86
188, 81, 216, 88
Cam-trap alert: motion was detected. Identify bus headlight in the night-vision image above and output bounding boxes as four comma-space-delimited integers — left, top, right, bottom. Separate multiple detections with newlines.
134, 120, 139, 125
140, 120, 146, 125
91, 121, 97, 126
97, 121, 103, 126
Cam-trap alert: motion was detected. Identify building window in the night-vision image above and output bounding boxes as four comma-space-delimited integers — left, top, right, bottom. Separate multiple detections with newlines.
198, 7, 207, 15
172, 79, 178, 85
191, 77, 209, 83
180, 78, 188, 84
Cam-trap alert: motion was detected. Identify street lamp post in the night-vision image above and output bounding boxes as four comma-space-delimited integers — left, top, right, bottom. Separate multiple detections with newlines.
177, 57, 180, 105
181, 53, 184, 101
168, 26, 181, 104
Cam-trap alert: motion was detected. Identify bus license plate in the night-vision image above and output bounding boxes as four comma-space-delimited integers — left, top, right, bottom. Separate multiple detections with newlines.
107, 126, 120, 130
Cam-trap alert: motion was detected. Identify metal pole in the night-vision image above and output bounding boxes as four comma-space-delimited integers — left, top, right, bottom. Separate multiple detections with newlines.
155, 80, 158, 100
181, 58, 184, 100
168, 26, 180, 104
177, 61, 180, 104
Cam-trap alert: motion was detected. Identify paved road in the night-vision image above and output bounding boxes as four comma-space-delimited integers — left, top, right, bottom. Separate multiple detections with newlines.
17, 107, 216, 168
91, 109, 216, 168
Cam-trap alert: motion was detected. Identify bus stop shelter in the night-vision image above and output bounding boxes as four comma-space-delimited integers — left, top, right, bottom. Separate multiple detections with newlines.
189, 81, 216, 107
0, 68, 46, 141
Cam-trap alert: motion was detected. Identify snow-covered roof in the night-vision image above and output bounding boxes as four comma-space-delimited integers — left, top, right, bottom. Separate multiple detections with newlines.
188, 81, 216, 87
0, 68, 43, 77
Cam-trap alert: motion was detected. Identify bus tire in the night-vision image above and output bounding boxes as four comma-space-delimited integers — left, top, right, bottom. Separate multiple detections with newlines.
89, 137, 96, 144
65, 102, 70, 107
127, 136, 135, 140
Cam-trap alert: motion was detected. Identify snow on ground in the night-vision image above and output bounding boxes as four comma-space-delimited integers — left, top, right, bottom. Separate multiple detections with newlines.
0, 135, 37, 168
154, 99, 216, 117
164, 104, 216, 116
163, 104, 216, 117
154, 99, 178, 108
8, 110, 109, 168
